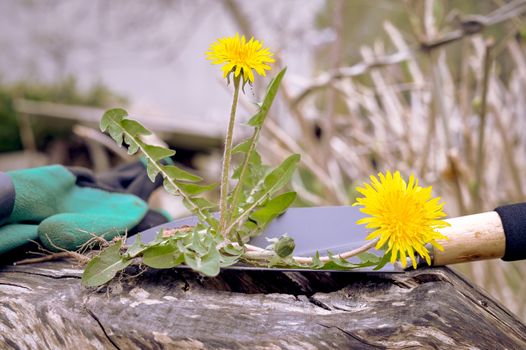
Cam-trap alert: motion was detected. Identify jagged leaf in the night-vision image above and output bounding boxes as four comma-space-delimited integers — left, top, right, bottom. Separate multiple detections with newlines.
100, 108, 127, 146
146, 161, 160, 182
121, 119, 151, 136
230, 154, 299, 230
162, 178, 178, 195
82, 240, 131, 287
175, 182, 217, 196
187, 197, 217, 210
199, 247, 222, 276
268, 254, 296, 268
162, 165, 203, 182
220, 244, 245, 267
232, 150, 263, 182
124, 133, 140, 154
250, 192, 297, 228
184, 245, 221, 277
373, 250, 392, 270
247, 68, 287, 127
311, 251, 323, 268
125, 234, 146, 258
219, 253, 241, 267
191, 230, 209, 256
358, 252, 381, 265
232, 139, 251, 153
263, 154, 300, 194
142, 241, 184, 269
100, 108, 127, 132
222, 243, 244, 256
142, 144, 176, 161
180, 198, 219, 229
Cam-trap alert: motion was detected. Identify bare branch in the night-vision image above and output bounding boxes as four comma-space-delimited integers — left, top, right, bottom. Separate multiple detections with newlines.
293, 0, 526, 106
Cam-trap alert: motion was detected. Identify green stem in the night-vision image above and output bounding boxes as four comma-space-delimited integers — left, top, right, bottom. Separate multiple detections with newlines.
227, 126, 261, 225
241, 239, 379, 265
224, 180, 273, 235
219, 76, 241, 237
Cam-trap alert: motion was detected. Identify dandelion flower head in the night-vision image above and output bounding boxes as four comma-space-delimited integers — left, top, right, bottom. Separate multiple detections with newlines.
206, 33, 274, 84
353, 171, 449, 268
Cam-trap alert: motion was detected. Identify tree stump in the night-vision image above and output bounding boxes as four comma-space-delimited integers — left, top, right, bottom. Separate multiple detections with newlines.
0, 261, 525, 349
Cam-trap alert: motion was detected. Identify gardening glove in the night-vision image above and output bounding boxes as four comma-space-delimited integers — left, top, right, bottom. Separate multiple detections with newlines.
68, 161, 171, 233
0, 161, 169, 257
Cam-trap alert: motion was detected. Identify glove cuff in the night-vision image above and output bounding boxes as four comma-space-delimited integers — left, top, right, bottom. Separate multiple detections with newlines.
0, 172, 15, 226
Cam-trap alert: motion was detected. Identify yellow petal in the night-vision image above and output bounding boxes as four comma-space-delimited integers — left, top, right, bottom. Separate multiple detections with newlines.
354, 171, 449, 270
206, 34, 274, 83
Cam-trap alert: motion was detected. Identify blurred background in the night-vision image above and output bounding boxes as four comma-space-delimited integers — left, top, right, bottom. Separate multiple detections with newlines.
1, 0, 526, 321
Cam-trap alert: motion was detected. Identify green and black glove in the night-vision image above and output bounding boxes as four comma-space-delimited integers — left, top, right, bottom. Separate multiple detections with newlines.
0, 162, 169, 258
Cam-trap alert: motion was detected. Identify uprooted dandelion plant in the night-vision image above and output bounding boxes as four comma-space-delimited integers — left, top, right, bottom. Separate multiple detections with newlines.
82, 34, 449, 287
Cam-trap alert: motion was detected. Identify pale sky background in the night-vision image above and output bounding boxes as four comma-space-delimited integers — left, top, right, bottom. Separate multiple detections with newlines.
0, 1, 326, 124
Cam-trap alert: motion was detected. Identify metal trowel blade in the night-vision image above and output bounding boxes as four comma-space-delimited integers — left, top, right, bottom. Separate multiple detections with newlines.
133, 206, 399, 272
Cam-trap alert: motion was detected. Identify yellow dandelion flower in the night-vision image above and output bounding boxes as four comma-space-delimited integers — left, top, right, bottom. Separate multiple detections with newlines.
206, 33, 275, 84
353, 171, 449, 269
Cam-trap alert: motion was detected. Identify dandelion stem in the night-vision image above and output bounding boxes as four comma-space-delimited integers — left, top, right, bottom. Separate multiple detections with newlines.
240, 239, 379, 265
228, 123, 260, 226
219, 76, 241, 237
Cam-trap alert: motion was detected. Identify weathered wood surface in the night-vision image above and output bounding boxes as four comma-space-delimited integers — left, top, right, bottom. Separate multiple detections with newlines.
0, 262, 525, 349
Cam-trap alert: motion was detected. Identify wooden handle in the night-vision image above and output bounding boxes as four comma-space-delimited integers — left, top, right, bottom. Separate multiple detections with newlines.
432, 211, 506, 266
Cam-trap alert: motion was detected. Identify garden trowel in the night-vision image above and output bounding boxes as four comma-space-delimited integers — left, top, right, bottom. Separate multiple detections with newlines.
134, 202, 526, 272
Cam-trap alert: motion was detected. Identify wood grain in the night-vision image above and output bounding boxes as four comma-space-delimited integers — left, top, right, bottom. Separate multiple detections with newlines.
434, 211, 506, 265
1, 261, 525, 349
